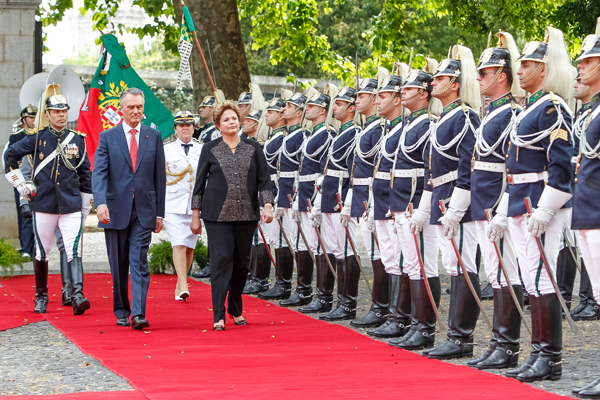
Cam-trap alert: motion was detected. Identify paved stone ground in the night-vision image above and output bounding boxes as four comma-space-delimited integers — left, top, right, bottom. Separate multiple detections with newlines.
0, 322, 133, 395
2, 214, 598, 397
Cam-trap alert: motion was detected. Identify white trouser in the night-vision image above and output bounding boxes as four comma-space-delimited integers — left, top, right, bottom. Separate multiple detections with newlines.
279, 208, 297, 253
261, 215, 289, 250
55, 205, 91, 253
509, 208, 571, 296
358, 217, 381, 261
321, 213, 357, 259
33, 211, 83, 262
297, 211, 322, 255
375, 219, 401, 275
396, 213, 439, 280
436, 221, 478, 276
578, 229, 600, 304
476, 220, 520, 289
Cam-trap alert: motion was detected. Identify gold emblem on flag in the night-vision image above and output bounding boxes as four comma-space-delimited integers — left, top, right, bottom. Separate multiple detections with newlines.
98, 80, 129, 131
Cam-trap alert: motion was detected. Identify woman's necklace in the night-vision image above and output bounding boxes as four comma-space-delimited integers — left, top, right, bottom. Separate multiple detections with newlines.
228, 136, 241, 150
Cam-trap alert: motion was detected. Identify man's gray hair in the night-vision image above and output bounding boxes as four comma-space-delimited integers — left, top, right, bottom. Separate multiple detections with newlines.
120, 88, 145, 105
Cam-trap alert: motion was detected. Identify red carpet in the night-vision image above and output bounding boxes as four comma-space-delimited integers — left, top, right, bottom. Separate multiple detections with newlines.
1, 274, 564, 399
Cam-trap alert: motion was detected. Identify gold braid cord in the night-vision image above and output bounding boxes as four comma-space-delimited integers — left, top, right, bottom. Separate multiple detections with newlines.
166, 162, 192, 186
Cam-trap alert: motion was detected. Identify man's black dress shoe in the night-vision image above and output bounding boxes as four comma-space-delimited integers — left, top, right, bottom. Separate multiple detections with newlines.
192, 266, 210, 279
116, 318, 130, 327
131, 315, 150, 330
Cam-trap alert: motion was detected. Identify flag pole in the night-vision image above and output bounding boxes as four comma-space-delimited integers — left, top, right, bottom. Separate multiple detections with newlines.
181, 0, 220, 102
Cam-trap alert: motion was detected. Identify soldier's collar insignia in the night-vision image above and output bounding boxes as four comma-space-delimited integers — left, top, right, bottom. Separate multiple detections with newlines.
205, 122, 214, 128
443, 99, 462, 113
527, 90, 544, 105
313, 122, 325, 132
411, 108, 428, 118
341, 121, 353, 131
272, 126, 286, 136
390, 116, 402, 127
491, 93, 512, 108
582, 101, 592, 111
288, 123, 301, 132
365, 114, 378, 124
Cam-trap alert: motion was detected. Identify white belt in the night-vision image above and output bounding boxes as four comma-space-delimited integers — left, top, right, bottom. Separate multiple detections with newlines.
429, 170, 457, 188
507, 171, 548, 185
270, 174, 278, 182
374, 171, 391, 180
279, 171, 296, 178
326, 169, 349, 178
473, 161, 505, 173
298, 173, 318, 182
571, 156, 578, 164
352, 177, 372, 186
393, 168, 425, 178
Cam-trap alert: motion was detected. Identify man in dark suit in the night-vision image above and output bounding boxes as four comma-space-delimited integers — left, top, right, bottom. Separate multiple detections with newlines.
92, 87, 166, 330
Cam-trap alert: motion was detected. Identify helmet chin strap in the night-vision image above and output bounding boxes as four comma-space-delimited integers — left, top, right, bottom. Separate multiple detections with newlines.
580, 61, 600, 81
377, 92, 398, 113
479, 67, 503, 93
304, 106, 323, 120
46, 111, 67, 130
265, 111, 282, 126
356, 93, 375, 112
432, 76, 457, 96
519, 62, 544, 85
401, 88, 424, 102
574, 85, 590, 98
242, 120, 258, 133
334, 101, 352, 120
282, 105, 301, 119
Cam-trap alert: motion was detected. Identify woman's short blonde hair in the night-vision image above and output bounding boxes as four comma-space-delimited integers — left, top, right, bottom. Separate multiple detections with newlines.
213, 100, 240, 126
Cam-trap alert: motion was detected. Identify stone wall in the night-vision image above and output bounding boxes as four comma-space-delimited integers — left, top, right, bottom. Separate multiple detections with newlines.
0, 0, 41, 241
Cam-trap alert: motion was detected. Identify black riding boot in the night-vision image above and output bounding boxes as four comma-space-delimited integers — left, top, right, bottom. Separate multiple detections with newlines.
280, 251, 313, 306
319, 258, 345, 318
351, 259, 389, 328
69, 257, 90, 315
368, 274, 409, 337
192, 247, 211, 278
258, 248, 293, 300
468, 288, 502, 367
556, 247, 576, 317
423, 275, 457, 356
428, 272, 481, 360
322, 256, 359, 320
34, 260, 49, 313
506, 294, 540, 377
244, 245, 272, 294
389, 276, 419, 345
477, 285, 523, 370
516, 293, 562, 382
398, 277, 441, 350
243, 245, 258, 293
572, 259, 599, 321
300, 254, 335, 313
59, 249, 72, 306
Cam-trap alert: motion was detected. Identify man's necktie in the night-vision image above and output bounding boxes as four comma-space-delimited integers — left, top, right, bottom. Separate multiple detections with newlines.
130, 129, 138, 172
182, 143, 192, 155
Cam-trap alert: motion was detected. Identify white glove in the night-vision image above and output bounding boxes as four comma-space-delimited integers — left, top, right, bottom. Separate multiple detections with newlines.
487, 192, 509, 243
340, 188, 353, 226
310, 212, 322, 228
81, 193, 93, 220
5, 169, 29, 196
274, 207, 285, 219
409, 209, 429, 234
440, 208, 465, 239
366, 205, 375, 232
309, 194, 322, 228
527, 186, 572, 238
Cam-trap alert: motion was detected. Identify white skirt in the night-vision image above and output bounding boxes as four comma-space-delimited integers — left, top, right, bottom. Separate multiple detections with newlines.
163, 212, 199, 248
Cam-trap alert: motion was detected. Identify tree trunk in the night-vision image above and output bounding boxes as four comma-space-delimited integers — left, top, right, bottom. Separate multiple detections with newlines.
173, 0, 251, 106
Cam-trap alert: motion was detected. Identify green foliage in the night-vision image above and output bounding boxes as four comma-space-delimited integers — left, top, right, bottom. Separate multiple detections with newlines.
148, 238, 208, 274
62, 49, 100, 67
129, 38, 181, 71
152, 87, 194, 114
0, 238, 25, 277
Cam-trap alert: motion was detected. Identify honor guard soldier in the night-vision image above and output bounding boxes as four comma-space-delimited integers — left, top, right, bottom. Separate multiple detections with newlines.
341, 74, 388, 328
569, 74, 599, 322
318, 87, 361, 321
240, 108, 260, 141
366, 69, 407, 338
419, 45, 482, 360
467, 31, 525, 370
193, 95, 218, 144
163, 111, 202, 301
489, 26, 575, 382
4, 105, 37, 258
245, 99, 290, 295
571, 18, 600, 398
258, 92, 308, 301
390, 59, 442, 350
285, 89, 336, 308
298, 84, 340, 313
5, 92, 93, 315
237, 83, 266, 137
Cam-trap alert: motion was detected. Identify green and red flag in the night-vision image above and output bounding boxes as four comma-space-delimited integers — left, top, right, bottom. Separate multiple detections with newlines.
77, 34, 174, 168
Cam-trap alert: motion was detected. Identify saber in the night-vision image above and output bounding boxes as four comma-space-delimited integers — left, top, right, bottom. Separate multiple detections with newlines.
287, 194, 317, 266
524, 197, 579, 334
336, 193, 373, 296
276, 217, 297, 265
257, 223, 277, 268
362, 201, 380, 250
404, 204, 445, 331
439, 200, 493, 329
484, 208, 532, 336
307, 199, 338, 282
562, 230, 582, 274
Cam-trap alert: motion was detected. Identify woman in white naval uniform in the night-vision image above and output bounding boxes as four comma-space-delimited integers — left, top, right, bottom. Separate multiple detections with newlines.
163, 111, 202, 301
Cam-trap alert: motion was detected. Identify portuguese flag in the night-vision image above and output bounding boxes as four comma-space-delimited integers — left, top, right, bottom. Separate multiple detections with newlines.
77, 34, 174, 168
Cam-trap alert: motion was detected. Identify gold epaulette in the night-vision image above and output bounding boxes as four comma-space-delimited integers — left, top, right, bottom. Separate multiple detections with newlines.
76, 131, 87, 137
25, 128, 37, 135
461, 103, 470, 114
163, 136, 177, 144
549, 91, 560, 106
428, 111, 434, 121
